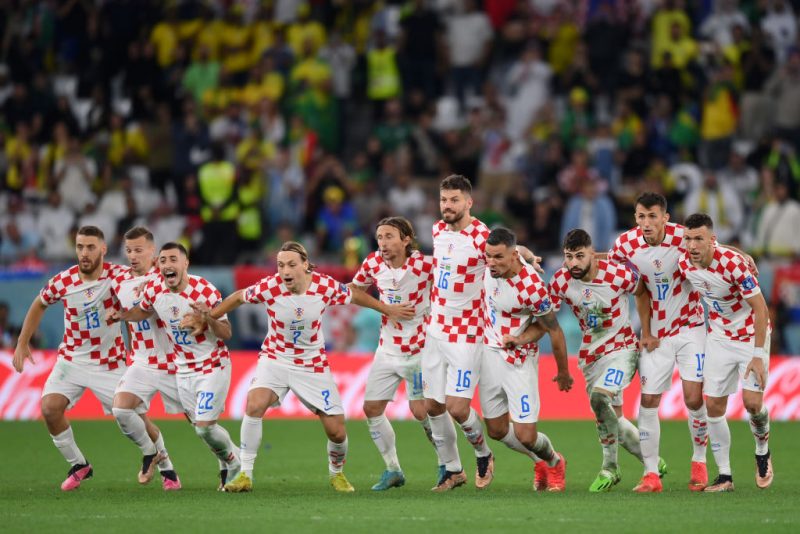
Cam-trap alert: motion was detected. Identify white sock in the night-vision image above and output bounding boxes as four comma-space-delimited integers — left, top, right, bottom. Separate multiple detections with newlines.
749, 407, 770, 456
459, 408, 492, 458
51, 426, 87, 466
429, 412, 461, 472
618, 416, 644, 463
240, 415, 262, 478
499, 426, 539, 461
196, 424, 237, 465
531, 432, 558, 466
368, 415, 401, 471
112, 407, 157, 455
154, 432, 174, 472
419, 416, 444, 464
638, 406, 661, 474
688, 405, 709, 462
328, 437, 348, 475
707, 415, 732, 476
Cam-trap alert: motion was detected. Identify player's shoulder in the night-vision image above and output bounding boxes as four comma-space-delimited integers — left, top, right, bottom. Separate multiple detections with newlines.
716, 247, 749, 275
187, 274, 220, 294
408, 250, 435, 272
677, 250, 693, 271
599, 258, 632, 276
48, 264, 82, 287
432, 220, 448, 237
663, 222, 685, 247
549, 267, 572, 289
361, 250, 385, 270
613, 226, 643, 253
517, 264, 547, 294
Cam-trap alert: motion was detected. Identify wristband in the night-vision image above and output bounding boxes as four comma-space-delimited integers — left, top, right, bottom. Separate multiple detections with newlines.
753, 347, 767, 360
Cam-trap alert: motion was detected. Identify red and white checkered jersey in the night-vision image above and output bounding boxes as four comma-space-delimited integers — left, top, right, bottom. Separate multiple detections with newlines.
139, 275, 229, 375
243, 272, 352, 372
352, 250, 434, 357
609, 222, 704, 339
112, 267, 175, 373
483, 263, 552, 364
429, 218, 490, 343
549, 260, 639, 364
39, 262, 127, 370
678, 247, 768, 342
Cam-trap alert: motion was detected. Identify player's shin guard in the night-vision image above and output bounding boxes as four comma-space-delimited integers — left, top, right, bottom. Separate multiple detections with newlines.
638, 406, 661, 473
459, 408, 492, 457
499, 425, 539, 461
590, 391, 620, 470
618, 417, 644, 463
51, 426, 87, 466
749, 407, 770, 455
707, 415, 732, 476
688, 405, 709, 462
240, 415, 262, 477
429, 412, 462, 472
327, 437, 348, 475
113, 407, 157, 455
154, 432, 174, 471
196, 424, 238, 465
368, 415, 400, 471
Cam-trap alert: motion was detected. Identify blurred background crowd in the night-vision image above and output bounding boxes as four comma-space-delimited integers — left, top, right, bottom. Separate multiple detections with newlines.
2, 0, 800, 353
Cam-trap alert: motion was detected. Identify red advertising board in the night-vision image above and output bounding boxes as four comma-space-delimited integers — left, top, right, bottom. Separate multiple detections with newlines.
2, 350, 799, 421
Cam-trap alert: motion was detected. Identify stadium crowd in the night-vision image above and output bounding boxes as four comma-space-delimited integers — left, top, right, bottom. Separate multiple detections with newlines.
2, 0, 800, 349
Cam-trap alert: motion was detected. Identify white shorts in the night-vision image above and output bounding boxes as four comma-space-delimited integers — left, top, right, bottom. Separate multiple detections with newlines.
639, 325, 706, 394
480, 347, 540, 423
421, 336, 481, 403
250, 357, 344, 416
115, 364, 183, 414
703, 333, 770, 398
364, 346, 424, 402
42, 359, 127, 415
176, 365, 231, 422
581, 349, 639, 406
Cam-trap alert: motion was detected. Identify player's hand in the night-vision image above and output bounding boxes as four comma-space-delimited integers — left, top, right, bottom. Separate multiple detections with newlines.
190, 302, 211, 315
502, 334, 522, 349
744, 254, 759, 276
133, 281, 147, 298
744, 357, 767, 391
553, 370, 574, 392
181, 312, 206, 336
384, 302, 414, 322
640, 333, 660, 352
107, 308, 122, 323
517, 245, 544, 274
12, 344, 35, 373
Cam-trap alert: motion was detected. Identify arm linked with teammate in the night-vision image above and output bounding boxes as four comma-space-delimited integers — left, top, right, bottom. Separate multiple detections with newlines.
537, 311, 574, 392
347, 283, 414, 322
12, 296, 48, 372
634, 280, 659, 352
182, 289, 246, 336
187, 301, 233, 340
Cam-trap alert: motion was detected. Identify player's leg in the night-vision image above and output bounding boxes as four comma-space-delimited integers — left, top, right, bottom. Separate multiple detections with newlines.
319, 412, 355, 492
363, 348, 405, 490
740, 341, 772, 489
444, 343, 492, 488
702, 335, 741, 492
637, 339, 675, 485
423, 337, 463, 489
514, 423, 566, 492
403, 356, 443, 465
676, 326, 710, 490
224, 387, 278, 493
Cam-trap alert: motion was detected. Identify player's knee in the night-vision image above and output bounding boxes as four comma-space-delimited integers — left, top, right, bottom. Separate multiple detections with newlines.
445, 401, 469, 422
327, 428, 347, 443
640, 393, 661, 409
362, 402, 384, 418
194, 424, 213, 439
425, 399, 446, 417
409, 404, 428, 422
684, 394, 703, 411
743, 398, 762, 415
589, 391, 611, 416
515, 427, 538, 449
40, 399, 65, 422
111, 407, 136, 423
486, 424, 506, 441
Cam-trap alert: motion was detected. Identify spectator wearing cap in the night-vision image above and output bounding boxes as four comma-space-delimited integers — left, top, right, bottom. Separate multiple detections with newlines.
316, 185, 358, 254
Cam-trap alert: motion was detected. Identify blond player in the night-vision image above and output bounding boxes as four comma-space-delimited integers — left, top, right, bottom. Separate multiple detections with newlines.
111, 226, 182, 490
351, 216, 443, 491
112, 242, 241, 489
550, 229, 661, 492
480, 227, 572, 492
679, 213, 772, 493
13, 226, 128, 490
197, 242, 413, 493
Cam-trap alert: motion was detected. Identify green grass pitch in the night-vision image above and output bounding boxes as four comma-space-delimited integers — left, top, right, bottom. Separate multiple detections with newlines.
2, 419, 798, 533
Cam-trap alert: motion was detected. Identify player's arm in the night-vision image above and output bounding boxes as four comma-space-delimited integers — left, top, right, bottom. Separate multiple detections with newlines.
537, 311, 574, 392
348, 283, 414, 322
503, 321, 547, 347
516, 245, 543, 273
634, 279, 659, 352
110, 305, 152, 324
744, 292, 769, 390
12, 296, 48, 372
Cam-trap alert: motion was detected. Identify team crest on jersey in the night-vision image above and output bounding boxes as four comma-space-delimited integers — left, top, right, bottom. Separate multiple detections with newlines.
294, 307, 304, 319
493, 286, 500, 298
84, 287, 95, 299
170, 306, 180, 318
582, 288, 593, 299
702, 281, 711, 292
653, 259, 663, 270
447, 243, 455, 255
